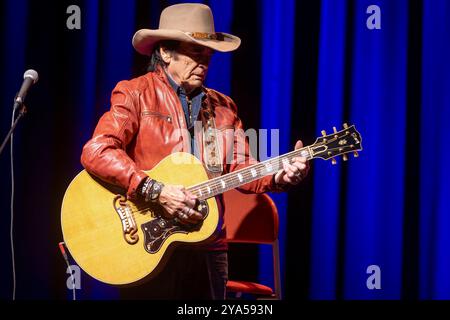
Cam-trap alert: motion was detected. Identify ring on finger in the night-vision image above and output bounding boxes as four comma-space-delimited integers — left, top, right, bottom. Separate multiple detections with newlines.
294, 171, 302, 178
178, 211, 188, 220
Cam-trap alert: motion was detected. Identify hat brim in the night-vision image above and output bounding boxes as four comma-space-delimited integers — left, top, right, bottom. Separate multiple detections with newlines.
132, 29, 241, 56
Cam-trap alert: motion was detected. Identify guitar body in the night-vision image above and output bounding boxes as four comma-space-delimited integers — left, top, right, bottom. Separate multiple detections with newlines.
61, 152, 219, 286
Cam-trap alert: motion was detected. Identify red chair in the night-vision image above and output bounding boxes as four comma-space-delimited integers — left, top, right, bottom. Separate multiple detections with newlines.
223, 189, 282, 299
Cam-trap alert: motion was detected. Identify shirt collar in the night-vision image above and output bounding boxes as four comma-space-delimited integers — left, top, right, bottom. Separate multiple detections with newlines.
164, 69, 204, 98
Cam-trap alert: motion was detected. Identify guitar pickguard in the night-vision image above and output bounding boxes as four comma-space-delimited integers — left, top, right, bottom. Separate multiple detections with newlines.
141, 200, 209, 254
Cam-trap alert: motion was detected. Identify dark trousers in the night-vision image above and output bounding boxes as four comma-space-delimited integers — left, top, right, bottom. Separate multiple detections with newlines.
120, 247, 228, 300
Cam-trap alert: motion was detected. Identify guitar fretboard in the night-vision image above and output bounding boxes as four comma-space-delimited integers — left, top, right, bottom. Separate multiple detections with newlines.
187, 147, 313, 200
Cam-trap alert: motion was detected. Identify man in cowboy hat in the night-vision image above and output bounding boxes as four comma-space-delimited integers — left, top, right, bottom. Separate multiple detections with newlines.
81, 3, 309, 299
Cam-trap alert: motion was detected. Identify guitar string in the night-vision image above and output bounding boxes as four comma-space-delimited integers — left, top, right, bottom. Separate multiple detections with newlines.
127, 142, 358, 215
186, 131, 351, 194
187, 147, 310, 191
185, 136, 352, 196
167, 133, 345, 196
188, 140, 327, 190
127, 153, 305, 214
127, 138, 358, 215
189, 153, 309, 195
128, 148, 311, 214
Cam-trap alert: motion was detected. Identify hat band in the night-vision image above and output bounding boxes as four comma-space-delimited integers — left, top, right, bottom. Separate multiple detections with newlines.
186, 32, 224, 41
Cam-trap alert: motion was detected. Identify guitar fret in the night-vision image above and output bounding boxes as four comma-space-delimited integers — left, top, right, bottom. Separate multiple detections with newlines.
300, 149, 309, 157
186, 126, 362, 201
190, 146, 315, 200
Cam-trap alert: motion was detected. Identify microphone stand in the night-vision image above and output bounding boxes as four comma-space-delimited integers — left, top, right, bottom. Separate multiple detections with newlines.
0, 104, 27, 156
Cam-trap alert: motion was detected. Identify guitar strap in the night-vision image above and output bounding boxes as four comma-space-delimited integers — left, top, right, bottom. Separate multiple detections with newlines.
200, 94, 223, 178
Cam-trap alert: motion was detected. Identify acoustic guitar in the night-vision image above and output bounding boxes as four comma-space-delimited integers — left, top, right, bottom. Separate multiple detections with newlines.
61, 124, 362, 285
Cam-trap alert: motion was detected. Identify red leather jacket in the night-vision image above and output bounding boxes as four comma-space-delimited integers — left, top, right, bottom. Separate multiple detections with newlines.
81, 68, 283, 249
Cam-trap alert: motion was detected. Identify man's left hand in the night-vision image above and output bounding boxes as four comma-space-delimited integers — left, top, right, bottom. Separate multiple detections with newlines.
274, 140, 310, 186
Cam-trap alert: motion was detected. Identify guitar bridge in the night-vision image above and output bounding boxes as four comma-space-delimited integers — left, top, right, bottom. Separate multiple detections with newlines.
113, 195, 138, 245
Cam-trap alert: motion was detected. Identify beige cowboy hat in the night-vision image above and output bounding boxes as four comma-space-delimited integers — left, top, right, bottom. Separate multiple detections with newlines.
132, 3, 241, 55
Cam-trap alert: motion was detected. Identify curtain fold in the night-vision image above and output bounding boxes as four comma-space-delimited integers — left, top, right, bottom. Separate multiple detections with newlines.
419, 0, 450, 299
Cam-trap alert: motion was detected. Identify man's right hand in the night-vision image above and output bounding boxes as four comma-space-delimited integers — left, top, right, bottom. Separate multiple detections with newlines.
157, 185, 203, 224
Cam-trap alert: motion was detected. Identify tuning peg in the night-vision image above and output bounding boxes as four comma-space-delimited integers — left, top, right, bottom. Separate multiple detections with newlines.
333, 126, 337, 133
342, 154, 348, 161
331, 158, 337, 165
343, 123, 349, 129
353, 151, 359, 158
321, 130, 327, 137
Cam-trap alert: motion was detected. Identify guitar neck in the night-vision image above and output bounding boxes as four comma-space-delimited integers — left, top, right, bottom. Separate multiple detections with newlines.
187, 124, 363, 200
187, 146, 313, 200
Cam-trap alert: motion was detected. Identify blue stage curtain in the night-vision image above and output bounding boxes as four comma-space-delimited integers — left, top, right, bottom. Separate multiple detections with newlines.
310, 0, 347, 300
205, 0, 233, 96
419, 0, 450, 299
259, 0, 296, 291
343, 0, 408, 299
310, 0, 450, 300
0, 0, 29, 300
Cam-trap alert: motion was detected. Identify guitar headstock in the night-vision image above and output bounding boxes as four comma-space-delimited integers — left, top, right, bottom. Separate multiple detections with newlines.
310, 124, 362, 164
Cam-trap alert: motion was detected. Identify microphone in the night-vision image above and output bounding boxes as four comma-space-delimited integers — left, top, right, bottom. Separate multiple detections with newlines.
0, 69, 39, 156
13, 69, 39, 111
